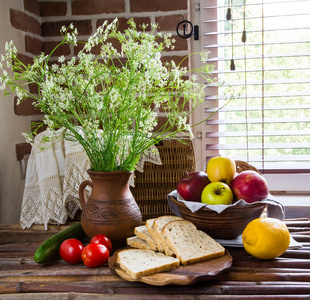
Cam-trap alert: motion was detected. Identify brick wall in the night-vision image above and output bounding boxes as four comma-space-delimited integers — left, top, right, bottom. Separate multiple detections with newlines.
10, 0, 189, 159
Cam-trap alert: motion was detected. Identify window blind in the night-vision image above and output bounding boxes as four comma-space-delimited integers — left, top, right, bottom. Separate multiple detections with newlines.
201, 0, 310, 172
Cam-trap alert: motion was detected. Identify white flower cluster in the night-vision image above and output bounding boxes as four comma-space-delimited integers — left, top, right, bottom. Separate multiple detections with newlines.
0, 41, 18, 91
0, 18, 215, 172
61, 23, 78, 46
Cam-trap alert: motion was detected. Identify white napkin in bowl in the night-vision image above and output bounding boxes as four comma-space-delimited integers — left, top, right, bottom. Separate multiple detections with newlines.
167, 190, 285, 221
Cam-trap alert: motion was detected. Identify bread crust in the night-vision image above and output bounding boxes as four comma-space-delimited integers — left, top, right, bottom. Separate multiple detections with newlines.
126, 236, 152, 250
162, 220, 225, 265
153, 215, 182, 256
116, 249, 180, 279
119, 217, 227, 278
134, 225, 158, 251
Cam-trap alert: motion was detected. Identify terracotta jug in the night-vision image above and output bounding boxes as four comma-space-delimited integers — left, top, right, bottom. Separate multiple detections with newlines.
79, 170, 142, 247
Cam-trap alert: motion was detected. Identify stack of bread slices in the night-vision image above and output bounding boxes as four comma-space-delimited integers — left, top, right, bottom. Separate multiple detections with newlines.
116, 215, 226, 279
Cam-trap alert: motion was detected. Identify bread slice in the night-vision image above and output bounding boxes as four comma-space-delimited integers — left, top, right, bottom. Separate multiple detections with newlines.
127, 236, 152, 250
145, 218, 157, 240
145, 218, 164, 253
153, 215, 183, 256
134, 225, 158, 251
162, 220, 226, 265
116, 249, 180, 279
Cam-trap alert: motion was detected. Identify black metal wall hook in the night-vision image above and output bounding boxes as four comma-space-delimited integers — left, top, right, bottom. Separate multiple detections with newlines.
176, 20, 199, 40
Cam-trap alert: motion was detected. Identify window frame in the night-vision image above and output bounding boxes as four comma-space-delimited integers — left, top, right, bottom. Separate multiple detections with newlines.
189, 0, 310, 194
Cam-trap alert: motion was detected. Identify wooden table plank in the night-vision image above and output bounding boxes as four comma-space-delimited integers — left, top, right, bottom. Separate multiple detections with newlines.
1, 294, 310, 300
2, 280, 310, 295
0, 219, 310, 298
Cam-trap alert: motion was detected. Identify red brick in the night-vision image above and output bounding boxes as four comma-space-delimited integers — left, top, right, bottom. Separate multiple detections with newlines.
17, 53, 33, 66
157, 35, 188, 52
41, 20, 92, 37
25, 35, 42, 55
130, 0, 187, 12
153, 116, 169, 132
171, 35, 188, 51
42, 41, 71, 56
32, 121, 43, 132
29, 83, 39, 94
72, 0, 125, 15
106, 38, 122, 53
16, 142, 32, 161
73, 42, 85, 56
112, 56, 127, 68
40, 2, 67, 17
10, 9, 41, 35
155, 15, 186, 31
24, 0, 40, 16
30, 121, 48, 135
96, 17, 151, 32
73, 42, 84, 55
14, 96, 43, 116
161, 55, 189, 69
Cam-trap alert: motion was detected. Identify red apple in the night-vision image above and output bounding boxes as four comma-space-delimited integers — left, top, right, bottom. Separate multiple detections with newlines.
231, 170, 269, 203
177, 171, 210, 202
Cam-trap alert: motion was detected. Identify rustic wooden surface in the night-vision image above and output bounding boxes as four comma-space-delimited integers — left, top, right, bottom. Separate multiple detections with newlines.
0, 219, 310, 299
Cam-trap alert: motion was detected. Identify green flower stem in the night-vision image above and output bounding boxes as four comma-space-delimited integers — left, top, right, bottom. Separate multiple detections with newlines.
0, 18, 231, 172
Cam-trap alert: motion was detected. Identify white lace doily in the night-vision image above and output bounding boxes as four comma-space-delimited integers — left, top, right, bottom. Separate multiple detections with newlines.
20, 129, 162, 229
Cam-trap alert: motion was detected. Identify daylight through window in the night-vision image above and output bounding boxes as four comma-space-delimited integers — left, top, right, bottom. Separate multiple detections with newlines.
202, 0, 310, 173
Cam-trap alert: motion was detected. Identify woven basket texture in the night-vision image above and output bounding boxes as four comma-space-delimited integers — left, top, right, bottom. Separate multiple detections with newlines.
70, 153, 262, 222
69, 139, 195, 222
235, 160, 261, 175
131, 138, 195, 221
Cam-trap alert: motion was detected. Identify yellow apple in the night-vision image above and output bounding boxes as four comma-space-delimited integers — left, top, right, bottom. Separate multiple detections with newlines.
206, 156, 236, 185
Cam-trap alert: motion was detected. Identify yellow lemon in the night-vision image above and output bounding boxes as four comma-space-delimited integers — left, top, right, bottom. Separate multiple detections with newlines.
242, 217, 290, 260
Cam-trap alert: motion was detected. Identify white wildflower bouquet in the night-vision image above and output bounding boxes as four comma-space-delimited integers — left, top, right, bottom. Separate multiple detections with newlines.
0, 18, 216, 172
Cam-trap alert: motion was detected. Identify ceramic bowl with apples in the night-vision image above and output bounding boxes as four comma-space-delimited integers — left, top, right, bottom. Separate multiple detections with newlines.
171, 156, 269, 239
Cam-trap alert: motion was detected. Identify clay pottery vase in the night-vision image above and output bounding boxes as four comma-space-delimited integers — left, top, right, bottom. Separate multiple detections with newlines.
79, 170, 142, 247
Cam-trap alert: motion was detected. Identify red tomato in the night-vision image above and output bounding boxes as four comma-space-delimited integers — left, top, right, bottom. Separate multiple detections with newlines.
59, 238, 84, 264
90, 234, 113, 253
81, 244, 109, 268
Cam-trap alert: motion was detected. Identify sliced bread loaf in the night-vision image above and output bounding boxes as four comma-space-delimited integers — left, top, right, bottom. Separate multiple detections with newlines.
127, 236, 152, 250
134, 225, 158, 251
153, 215, 183, 256
145, 218, 157, 241
116, 249, 180, 279
162, 220, 225, 265
145, 218, 164, 253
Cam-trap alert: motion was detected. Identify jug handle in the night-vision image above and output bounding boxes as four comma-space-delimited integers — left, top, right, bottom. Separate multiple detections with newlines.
79, 179, 93, 211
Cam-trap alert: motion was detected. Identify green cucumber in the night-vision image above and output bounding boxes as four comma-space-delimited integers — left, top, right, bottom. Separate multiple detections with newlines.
34, 222, 86, 264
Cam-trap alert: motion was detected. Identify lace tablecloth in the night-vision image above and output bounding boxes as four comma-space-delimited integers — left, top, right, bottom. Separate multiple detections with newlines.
20, 130, 162, 229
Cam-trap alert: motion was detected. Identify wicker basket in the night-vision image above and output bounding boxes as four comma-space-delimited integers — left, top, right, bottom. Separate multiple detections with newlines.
169, 159, 267, 239
235, 160, 262, 175
170, 196, 266, 239
71, 155, 261, 222
131, 138, 195, 221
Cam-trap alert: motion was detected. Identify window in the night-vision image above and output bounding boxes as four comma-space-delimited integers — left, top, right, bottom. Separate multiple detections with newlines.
194, 0, 310, 192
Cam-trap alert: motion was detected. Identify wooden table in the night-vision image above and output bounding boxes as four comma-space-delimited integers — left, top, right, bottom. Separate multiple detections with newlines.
1, 219, 310, 299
